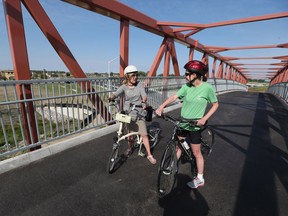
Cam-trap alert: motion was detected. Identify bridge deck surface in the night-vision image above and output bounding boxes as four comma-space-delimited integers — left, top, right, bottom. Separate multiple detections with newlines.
0, 91, 288, 216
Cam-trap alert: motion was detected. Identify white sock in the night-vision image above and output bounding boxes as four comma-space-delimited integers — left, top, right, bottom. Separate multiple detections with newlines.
197, 173, 204, 180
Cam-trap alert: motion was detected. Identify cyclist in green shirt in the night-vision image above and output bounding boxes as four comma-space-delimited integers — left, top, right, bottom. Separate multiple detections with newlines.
156, 60, 219, 188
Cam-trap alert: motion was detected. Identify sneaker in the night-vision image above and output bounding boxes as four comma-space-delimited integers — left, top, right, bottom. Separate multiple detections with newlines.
187, 177, 205, 189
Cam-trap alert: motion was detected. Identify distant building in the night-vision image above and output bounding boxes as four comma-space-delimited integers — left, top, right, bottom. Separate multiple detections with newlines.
0, 70, 68, 80
0, 70, 14, 80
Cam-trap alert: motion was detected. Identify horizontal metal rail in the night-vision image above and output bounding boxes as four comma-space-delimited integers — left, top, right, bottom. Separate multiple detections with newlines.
0, 77, 247, 159
267, 82, 288, 103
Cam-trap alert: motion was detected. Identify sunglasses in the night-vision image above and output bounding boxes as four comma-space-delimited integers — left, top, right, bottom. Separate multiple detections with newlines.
185, 73, 191, 76
129, 73, 138, 77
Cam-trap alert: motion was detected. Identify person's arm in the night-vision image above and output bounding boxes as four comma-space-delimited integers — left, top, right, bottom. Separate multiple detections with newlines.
107, 85, 124, 102
142, 95, 147, 103
139, 83, 147, 103
197, 102, 219, 126
155, 94, 178, 116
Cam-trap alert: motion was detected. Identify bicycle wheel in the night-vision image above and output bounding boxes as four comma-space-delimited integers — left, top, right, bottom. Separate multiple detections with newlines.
157, 142, 178, 197
148, 126, 160, 149
107, 140, 127, 173
201, 126, 215, 160
191, 158, 198, 179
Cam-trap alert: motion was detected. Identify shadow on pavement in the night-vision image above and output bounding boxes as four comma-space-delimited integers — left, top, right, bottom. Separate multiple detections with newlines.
158, 173, 210, 216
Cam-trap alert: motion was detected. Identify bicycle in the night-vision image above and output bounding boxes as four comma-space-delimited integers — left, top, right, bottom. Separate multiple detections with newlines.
157, 113, 214, 197
107, 100, 161, 174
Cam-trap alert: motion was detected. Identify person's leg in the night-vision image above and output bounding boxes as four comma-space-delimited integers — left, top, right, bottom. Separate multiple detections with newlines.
137, 120, 156, 164
187, 143, 205, 188
191, 143, 204, 175
187, 130, 205, 188
141, 134, 156, 164
125, 122, 138, 157
176, 136, 185, 160
126, 135, 133, 152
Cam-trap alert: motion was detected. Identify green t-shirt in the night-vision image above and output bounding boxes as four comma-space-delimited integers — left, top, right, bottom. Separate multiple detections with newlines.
177, 82, 218, 131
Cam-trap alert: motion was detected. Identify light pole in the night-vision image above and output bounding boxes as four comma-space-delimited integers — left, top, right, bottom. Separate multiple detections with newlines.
107, 56, 119, 96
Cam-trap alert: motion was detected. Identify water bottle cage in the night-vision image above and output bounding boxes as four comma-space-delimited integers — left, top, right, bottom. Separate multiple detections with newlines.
179, 139, 193, 159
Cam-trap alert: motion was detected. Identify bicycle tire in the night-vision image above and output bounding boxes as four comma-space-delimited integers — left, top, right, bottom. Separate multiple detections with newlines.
191, 158, 198, 179
107, 143, 119, 174
201, 126, 215, 160
107, 140, 126, 174
157, 142, 178, 197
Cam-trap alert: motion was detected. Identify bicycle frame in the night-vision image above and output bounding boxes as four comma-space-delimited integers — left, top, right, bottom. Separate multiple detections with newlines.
164, 115, 196, 161
107, 100, 161, 174
115, 121, 145, 156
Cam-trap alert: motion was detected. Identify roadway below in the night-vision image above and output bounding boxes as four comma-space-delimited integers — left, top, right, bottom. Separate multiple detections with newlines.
0, 91, 287, 216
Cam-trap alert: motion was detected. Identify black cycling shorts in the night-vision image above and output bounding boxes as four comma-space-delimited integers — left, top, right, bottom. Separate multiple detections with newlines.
176, 129, 201, 144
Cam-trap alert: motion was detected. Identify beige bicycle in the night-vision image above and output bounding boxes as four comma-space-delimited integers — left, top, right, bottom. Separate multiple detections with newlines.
107, 100, 160, 174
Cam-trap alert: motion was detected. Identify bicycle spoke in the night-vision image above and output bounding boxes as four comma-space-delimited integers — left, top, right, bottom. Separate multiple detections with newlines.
107, 140, 127, 173
201, 126, 215, 160
191, 159, 198, 179
107, 146, 118, 173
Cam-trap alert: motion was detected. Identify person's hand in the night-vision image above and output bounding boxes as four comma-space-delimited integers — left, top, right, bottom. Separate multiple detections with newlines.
197, 118, 207, 126
155, 107, 164, 116
107, 97, 114, 103
141, 101, 147, 109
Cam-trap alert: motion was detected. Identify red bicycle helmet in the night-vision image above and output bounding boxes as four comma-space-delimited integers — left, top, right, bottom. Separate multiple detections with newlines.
184, 60, 208, 76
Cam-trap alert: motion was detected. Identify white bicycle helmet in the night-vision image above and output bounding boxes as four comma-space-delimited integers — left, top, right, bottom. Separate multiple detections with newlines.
124, 65, 138, 75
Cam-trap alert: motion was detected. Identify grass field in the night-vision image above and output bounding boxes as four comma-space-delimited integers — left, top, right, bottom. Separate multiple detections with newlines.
248, 86, 268, 92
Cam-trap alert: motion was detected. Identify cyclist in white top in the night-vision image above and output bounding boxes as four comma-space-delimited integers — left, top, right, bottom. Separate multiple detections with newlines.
108, 65, 156, 164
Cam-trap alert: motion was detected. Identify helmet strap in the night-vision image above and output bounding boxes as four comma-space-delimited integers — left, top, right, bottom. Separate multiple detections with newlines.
188, 77, 198, 86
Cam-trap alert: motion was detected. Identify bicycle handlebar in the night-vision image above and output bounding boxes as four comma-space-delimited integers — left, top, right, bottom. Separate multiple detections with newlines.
160, 113, 204, 129
109, 99, 155, 117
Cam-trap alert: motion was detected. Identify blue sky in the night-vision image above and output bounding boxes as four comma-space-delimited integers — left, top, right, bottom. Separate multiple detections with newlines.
1, 0, 287, 77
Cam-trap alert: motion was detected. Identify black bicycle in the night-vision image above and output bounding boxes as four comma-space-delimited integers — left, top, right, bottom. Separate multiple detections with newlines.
157, 113, 214, 197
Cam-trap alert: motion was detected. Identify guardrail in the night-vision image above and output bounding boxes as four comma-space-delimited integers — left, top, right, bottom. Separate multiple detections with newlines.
0, 77, 247, 158
267, 82, 288, 104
